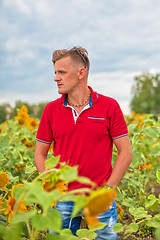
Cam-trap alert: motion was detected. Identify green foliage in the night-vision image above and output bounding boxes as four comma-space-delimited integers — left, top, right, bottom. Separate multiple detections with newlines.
0, 119, 37, 181
0, 223, 22, 240
130, 72, 160, 114
31, 208, 61, 232
113, 113, 160, 239
0, 108, 160, 239
0, 154, 101, 240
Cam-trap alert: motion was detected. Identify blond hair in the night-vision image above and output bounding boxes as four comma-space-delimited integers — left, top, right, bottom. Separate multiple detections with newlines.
52, 47, 90, 72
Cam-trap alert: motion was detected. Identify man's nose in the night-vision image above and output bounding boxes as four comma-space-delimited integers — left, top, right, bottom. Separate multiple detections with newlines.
54, 74, 60, 82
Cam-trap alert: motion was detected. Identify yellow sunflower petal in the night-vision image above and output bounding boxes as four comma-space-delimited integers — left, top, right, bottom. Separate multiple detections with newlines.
144, 162, 152, 170
0, 173, 9, 188
84, 188, 117, 217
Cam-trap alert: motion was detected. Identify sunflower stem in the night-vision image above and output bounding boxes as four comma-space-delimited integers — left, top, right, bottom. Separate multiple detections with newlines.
18, 152, 23, 162
32, 168, 58, 183
26, 170, 37, 182
25, 221, 32, 239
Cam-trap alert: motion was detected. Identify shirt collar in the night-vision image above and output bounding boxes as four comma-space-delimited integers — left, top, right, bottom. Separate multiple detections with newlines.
60, 86, 99, 107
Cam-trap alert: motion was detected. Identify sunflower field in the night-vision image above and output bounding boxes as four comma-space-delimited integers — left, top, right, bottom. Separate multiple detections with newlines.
0, 105, 160, 240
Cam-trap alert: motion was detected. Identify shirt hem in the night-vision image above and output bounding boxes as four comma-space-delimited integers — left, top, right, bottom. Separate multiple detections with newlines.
36, 138, 52, 144
112, 133, 128, 140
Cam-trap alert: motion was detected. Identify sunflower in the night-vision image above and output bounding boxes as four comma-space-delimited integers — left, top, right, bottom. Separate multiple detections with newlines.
144, 162, 152, 170
4, 186, 28, 223
0, 172, 9, 188
27, 117, 38, 131
139, 164, 145, 171
0, 197, 4, 213
21, 138, 35, 150
140, 134, 145, 139
14, 105, 29, 126
15, 114, 29, 126
15, 163, 26, 172
131, 110, 136, 115
42, 178, 67, 193
134, 164, 145, 171
83, 188, 117, 227
20, 105, 28, 113
42, 178, 68, 208
3, 121, 7, 126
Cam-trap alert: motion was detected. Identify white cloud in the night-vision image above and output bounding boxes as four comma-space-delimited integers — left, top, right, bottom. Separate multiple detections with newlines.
4, 0, 31, 15
89, 71, 140, 114
1, 0, 160, 115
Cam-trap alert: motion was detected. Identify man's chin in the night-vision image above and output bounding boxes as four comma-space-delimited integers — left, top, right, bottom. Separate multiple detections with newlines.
58, 89, 66, 95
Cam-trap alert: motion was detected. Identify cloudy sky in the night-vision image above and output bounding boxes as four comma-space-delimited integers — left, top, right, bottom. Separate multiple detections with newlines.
0, 0, 160, 114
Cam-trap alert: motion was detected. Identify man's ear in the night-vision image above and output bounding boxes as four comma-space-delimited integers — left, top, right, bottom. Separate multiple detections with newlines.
78, 67, 86, 79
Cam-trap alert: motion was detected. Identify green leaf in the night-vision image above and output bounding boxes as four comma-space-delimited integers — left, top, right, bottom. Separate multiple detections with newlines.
131, 150, 141, 167
157, 170, 160, 184
76, 229, 97, 239
113, 223, 124, 233
116, 192, 125, 201
88, 222, 107, 231
60, 194, 76, 202
0, 224, 5, 237
143, 126, 158, 138
71, 195, 86, 217
46, 232, 77, 240
145, 194, 158, 211
129, 207, 151, 220
45, 233, 62, 240
0, 223, 22, 240
60, 229, 78, 239
61, 229, 73, 235
143, 119, 155, 125
60, 166, 78, 182
0, 153, 6, 161
145, 214, 160, 228
155, 228, 160, 240
125, 222, 139, 234
24, 182, 62, 213
150, 150, 160, 158
13, 185, 26, 200
128, 124, 137, 132
31, 208, 62, 232
122, 198, 136, 207
45, 156, 60, 169
11, 210, 37, 224
25, 163, 37, 174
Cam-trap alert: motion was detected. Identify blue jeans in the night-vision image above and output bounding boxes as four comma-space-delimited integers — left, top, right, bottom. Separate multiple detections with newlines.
55, 200, 118, 240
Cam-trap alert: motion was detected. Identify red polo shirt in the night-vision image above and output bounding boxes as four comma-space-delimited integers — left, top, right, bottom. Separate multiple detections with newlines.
36, 87, 128, 190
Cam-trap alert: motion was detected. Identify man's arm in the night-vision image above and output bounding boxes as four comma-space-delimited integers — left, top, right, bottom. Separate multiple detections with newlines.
106, 135, 133, 188
34, 141, 51, 172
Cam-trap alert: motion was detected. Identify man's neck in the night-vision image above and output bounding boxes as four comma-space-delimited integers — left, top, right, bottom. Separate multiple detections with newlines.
67, 85, 90, 113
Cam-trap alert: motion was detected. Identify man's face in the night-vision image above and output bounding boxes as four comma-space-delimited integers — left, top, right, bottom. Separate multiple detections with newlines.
54, 56, 80, 95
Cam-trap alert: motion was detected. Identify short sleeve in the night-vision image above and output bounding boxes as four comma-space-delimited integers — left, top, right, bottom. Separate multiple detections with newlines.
109, 101, 128, 139
36, 104, 53, 144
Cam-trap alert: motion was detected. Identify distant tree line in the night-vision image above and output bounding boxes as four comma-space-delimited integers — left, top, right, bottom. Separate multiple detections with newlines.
130, 72, 160, 115
0, 72, 160, 124
0, 101, 48, 124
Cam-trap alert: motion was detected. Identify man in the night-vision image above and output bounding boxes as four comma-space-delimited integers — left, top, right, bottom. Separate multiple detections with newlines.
34, 47, 133, 239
